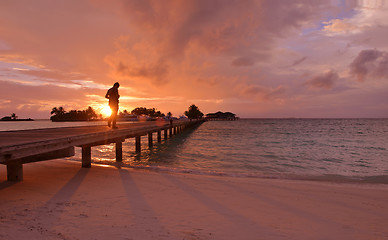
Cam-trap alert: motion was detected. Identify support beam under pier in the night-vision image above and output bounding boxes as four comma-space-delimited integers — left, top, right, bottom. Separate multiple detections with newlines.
116, 141, 122, 162
135, 136, 141, 153
7, 163, 23, 181
82, 146, 91, 168
148, 132, 153, 148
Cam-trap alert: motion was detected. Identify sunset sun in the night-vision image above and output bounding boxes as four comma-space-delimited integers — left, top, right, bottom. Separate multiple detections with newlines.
100, 106, 112, 117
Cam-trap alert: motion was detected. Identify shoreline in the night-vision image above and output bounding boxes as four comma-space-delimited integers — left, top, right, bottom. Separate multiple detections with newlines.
65, 158, 388, 185
1, 159, 388, 239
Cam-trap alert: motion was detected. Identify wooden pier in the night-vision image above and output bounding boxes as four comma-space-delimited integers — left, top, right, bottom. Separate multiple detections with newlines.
0, 120, 203, 181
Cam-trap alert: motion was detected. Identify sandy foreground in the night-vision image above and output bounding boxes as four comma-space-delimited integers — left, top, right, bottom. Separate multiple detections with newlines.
0, 160, 387, 240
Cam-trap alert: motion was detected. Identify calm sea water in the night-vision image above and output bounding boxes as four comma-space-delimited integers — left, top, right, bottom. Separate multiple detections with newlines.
1, 119, 387, 183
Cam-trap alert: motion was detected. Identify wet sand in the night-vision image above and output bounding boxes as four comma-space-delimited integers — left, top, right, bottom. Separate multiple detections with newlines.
1, 160, 387, 240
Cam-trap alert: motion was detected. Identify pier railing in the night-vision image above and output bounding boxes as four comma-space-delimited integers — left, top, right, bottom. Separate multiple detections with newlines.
0, 119, 204, 181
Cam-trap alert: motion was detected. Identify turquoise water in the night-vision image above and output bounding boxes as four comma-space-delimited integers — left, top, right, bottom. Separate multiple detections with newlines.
79, 119, 388, 183
1, 119, 387, 183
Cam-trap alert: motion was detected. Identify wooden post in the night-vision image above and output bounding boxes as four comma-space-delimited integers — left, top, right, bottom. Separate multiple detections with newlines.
7, 163, 23, 181
148, 132, 153, 148
135, 136, 141, 152
174, 127, 177, 135
157, 131, 162, 143
169, 127, 173, 137
82, 146, 91, 168
116, 141, 122, 162
164, 129, 168, 140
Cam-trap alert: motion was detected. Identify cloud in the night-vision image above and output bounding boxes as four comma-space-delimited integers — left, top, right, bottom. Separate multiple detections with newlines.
323, 18, 358, 34
12, 68, 88, 84
322, 1, 388, 36
232, 56, 257, 67
239, 83, 287, 101
1, 0, 333, 87
0, 61, 111, 90
0, 79, 104, 118
115, 59, 169, 86
0, 0, 126, 83
1, 0, 387, 118
0, 80, 98, 103
306, 70, 339, 89
231, 55, 263, 67
109, 0, 332, 79
281, 56, 308, 68
349, 49, 388, 82
290, 57, 307, 67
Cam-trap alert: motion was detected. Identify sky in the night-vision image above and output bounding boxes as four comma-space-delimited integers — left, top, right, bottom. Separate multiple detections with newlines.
0, 0, 387, 119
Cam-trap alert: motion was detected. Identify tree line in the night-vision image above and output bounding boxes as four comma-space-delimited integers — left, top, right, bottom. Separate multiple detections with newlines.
129, 107, 165, 118
50, 104, 204, 121
50, 106, 98, 121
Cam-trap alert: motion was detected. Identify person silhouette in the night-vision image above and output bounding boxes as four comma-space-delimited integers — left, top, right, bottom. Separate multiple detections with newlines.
105, 82, 120, 129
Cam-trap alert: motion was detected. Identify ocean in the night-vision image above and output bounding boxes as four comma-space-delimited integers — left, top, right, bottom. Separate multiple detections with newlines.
1, 119, 387, 183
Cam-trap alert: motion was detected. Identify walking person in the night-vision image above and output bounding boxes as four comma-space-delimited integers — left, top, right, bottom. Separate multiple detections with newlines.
105, 82, 120, 129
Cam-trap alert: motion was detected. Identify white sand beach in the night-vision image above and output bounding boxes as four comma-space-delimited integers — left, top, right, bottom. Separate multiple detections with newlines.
1, 160, 387, 240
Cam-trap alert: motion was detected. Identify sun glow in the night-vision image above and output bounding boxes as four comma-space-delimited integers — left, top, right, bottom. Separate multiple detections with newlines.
100, 105, 112, 117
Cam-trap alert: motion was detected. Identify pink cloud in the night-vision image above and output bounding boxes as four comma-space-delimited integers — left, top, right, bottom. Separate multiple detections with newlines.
306, 70, 339, 89
349, 49, 388, 82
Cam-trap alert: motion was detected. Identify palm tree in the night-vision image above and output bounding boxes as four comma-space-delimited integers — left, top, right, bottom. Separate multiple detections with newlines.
86, 106, 97, 120
51, 107, 65, 116
58, 107, 66, 115
50, 107, 58, 115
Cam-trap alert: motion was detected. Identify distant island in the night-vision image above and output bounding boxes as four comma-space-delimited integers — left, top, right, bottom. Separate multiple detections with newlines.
205, 111, 238, 121
1, 113, 34, 121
